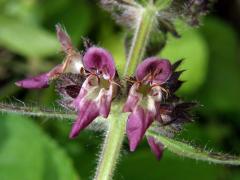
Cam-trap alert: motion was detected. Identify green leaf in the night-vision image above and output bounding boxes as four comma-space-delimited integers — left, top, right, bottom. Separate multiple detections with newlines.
55, 1, 92, 45
198, 17, 240, 112
0, 0, 41, 24
0, 102, 106, 131
147, 130, 240, 165
118, 150, 224, 180
0, 114, 78, 180
160, 22, 208, 94
0, 16, 59, 58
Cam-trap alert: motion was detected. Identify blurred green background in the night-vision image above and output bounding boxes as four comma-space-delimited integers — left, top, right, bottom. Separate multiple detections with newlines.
0, 0, 240, 179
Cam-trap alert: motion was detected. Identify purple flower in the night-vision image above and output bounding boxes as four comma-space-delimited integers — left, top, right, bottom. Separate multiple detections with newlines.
69, 47, 117, 138
15, 65, 63, 89
123, 57, 172, 151
15, 24, 118, 139
147, 136, 164, 160
15, 25, 83, 89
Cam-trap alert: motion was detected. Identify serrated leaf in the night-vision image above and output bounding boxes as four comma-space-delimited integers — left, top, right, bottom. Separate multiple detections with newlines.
0, 114, 78, 180
147, 130, 240, 165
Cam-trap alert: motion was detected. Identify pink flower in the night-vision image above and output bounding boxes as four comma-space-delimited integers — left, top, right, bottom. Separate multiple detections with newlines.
15, 24, 83, 89
123, 57, 172, 151
69, 47, 117, 138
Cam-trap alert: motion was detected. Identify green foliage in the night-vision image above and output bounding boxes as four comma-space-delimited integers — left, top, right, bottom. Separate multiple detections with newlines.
160, 21, 209, 94
118, 150, 224, 180
0, 16, 59, 58
0, 114, 78, 180
198, 17, 240, 112
40, 0, 93, 45
0, 1, 240, 179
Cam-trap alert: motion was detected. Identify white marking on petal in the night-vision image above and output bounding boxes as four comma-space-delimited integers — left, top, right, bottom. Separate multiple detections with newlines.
147, 95, 156, 114
66, 57, 83, 74
151, 86, 162, 102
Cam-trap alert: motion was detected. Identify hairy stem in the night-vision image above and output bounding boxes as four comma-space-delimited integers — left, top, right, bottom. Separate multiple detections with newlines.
124, 5, 157, 75
0, 102, 107, 131
94, 106, 127, 180
94, 4, 158, 180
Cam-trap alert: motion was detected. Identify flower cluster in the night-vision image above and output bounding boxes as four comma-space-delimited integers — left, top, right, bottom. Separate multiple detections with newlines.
16, 25, 195, 159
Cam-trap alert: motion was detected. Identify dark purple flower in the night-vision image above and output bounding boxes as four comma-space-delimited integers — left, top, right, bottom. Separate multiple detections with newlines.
135, 57, 172, 85
83, 47, 115, 79
15, 24, 118, 139
123, 57, 172, 151
15, 25, 83, 89
69, 46, 117, 138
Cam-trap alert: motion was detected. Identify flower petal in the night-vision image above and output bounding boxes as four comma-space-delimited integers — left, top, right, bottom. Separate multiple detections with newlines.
71, 75, 98, 109
83, 47, 115, 79
147, 136, 164, 160
69, 75, 114, 138
56, 24, 73, 53
15, 64, 63, 89
136, 57, 172, 84
97, 83, 114, 118
69, 100, 99, 138
123, 83, 142, 112
127, 107, 154, 151
15, 73, 49, 89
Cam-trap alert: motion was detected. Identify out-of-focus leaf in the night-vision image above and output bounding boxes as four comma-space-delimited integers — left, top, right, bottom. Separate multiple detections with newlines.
0, 114, 78, 180
41, 0, 92, 45
0, 0, 41, 24
160, 22, 208, 94
198, 17, 240, 112
56, 1, 92, 45
38, 0, 69, 18
118, 149, 223, 180
0, 16, 59, 58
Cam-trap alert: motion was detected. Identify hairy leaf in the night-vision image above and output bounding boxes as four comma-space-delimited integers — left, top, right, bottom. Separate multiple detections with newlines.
147, 130, 240, 165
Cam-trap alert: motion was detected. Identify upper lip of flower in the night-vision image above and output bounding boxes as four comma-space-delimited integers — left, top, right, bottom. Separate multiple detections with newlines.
135, 57, 172, 85
83, 46, 116, 80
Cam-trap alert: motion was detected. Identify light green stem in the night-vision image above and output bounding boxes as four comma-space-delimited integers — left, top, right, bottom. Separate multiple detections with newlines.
94, 4, 158, 180
94, 111, 126, 180
124, 5, 157, 75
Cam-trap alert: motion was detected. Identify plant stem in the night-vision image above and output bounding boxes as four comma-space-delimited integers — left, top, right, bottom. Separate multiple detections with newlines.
94, 4, 158, 180
124, 5, 157, 75
94, 108, 126, 180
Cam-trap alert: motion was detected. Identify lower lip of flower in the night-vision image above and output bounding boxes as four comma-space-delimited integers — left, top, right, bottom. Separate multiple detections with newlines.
99, 78, 110, 90
136, 83, 151, 97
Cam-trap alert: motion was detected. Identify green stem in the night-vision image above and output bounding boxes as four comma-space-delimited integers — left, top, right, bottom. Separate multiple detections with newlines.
94, 109, 126, 180
124, 5, 157, 75
94, 4, 158, 180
